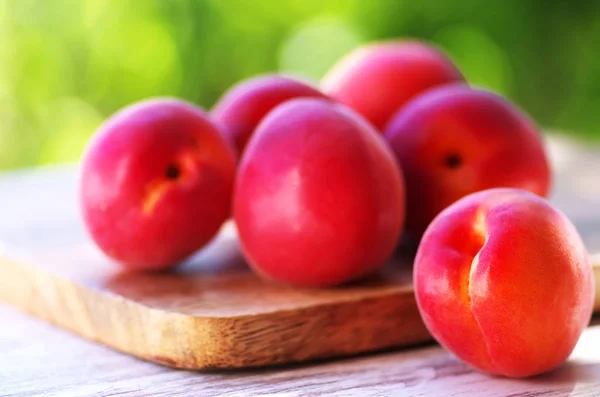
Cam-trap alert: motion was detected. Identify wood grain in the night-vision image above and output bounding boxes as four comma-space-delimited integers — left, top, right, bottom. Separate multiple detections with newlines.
0, 135, 600, 372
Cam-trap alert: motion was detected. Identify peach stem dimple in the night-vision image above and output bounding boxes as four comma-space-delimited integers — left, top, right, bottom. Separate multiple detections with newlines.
141, 151, 202, 214
467, 208, 498, 374
444, 153, 462, 169
458, 209, 488, 308
465, 209, 488, 303
164, 163, 181, 180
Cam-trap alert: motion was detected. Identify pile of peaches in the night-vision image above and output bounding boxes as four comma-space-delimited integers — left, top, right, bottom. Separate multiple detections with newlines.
79, 40, 594, 378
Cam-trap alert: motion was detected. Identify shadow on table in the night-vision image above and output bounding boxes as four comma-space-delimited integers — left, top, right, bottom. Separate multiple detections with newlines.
521, 360, 600, 396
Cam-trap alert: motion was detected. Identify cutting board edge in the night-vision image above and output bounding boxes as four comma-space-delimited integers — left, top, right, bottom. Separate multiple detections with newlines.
0, 253, 433, 369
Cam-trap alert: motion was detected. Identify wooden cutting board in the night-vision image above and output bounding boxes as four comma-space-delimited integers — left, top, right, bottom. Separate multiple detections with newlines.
1, 136, 600, 370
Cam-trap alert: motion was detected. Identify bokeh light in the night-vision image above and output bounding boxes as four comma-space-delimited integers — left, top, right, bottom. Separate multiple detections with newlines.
435, 26, 513, 95
279, 18, 363, 80
0, 0, 597, 170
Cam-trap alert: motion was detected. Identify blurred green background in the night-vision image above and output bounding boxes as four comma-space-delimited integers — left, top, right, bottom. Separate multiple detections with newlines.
1, 0, 599, 170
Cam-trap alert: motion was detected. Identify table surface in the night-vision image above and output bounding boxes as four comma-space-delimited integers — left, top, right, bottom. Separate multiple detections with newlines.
3, 134, 600, 397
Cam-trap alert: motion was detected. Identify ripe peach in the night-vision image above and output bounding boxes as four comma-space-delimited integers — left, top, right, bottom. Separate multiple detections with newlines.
384, 85, 551, 238
414, 188, 594, 377
211, 74, 327, 155
321, 40, 464, 131
234, 98, 405, 287
80, 98, 236, 270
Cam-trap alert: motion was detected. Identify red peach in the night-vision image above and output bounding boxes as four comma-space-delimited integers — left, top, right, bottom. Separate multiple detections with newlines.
321, 40, 464, 131
234, 98, 405, 287
384, 85, 551, 238
80, 98, 236, 270
414, 188, 594, 377
211, 74, 327, 155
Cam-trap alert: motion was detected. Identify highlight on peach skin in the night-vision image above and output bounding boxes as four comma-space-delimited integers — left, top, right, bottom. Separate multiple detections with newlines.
79, 98, 236, 270
384, 85, 551, 238
234, 98, 405, 287
321, 40, 464, 131
414, 188, 594, 377
211, 74, 327, 156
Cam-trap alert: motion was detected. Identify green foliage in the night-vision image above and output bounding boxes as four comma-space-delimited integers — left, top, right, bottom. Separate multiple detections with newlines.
0, 0, 598, 169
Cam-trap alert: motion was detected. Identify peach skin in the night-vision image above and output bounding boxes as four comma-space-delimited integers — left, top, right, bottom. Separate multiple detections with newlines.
414, 188, 594, 377
234, 98, 405, 287
321, 40, 464, 131
384, 85, 551, 238
80, 98, 236, 270
211, 74, 327, 155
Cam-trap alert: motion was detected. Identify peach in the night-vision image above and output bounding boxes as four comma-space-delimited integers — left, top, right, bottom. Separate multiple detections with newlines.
384, 85, 551, 238
234, 98, 405, 287
80, 98, 236, 270
321, 40, 464, 131
414, 188, 594, 377
211, 74, 327, 155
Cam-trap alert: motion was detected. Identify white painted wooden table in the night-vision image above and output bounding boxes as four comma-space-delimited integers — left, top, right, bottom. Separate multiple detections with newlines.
2, 135, 600, 396
2, 303, 600, 396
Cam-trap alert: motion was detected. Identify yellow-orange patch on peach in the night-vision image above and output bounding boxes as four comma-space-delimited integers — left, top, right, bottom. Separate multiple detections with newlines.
472, 208, 488, 243
141, 180, 172, 215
